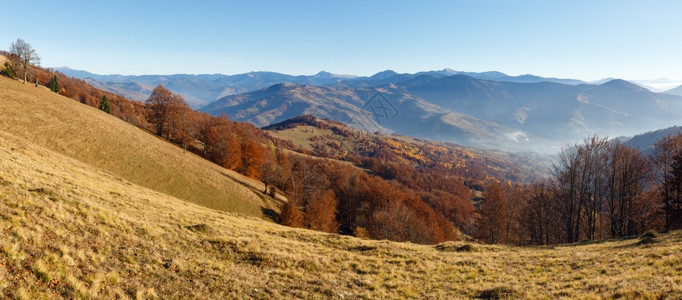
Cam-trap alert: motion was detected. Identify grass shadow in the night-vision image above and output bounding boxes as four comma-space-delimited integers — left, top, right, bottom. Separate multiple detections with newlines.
261, 207, 279, 222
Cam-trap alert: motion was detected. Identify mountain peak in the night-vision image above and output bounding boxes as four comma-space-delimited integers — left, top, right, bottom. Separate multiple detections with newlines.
314, 71, 334, 78
600, 79, 645, 91
370, 70, 399, 80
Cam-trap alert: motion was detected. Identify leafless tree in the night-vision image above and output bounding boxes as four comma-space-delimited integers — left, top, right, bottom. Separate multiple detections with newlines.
651, 133, 682, 231
476, 182, 509, 244
553, 135, 610, 242
9, 38, 40, 83
605, 141, 651, 237
521, 181, 559, 245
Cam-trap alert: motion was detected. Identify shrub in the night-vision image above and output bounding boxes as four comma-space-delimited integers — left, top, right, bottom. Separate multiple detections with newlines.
2, 62, 15, 78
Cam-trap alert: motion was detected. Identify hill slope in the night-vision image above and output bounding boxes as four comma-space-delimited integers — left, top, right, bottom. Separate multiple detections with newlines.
664, 84, 682, 96
0, 76, 278, 218
624, 125, 682, 155
1, 128, 681, 298
264, 116, 553, 184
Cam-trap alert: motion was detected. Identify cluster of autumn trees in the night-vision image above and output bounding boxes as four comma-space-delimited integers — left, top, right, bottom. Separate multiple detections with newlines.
266, 116, 558, 236
277, 156, 457, 243
139, 85, 271, 180
475, 135, 682, 245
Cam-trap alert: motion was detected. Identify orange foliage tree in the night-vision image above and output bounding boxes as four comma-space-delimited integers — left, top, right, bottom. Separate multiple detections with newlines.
304, 189, 339, 233
241, 140, 265, 179
368, 203, 435, 244
145, 85, 187, 137
280, 200, 303, 228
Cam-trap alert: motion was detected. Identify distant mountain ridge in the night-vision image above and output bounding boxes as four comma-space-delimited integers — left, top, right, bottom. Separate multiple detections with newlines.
200, 80, 552, 151
54, 67, 588, 108
54, 67, 358, 108
202, 74, 682, 153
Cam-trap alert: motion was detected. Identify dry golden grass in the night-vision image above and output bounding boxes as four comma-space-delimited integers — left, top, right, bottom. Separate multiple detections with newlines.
0, 76, 280, 218
268, 125, 335, 151
1, 129, 681, 299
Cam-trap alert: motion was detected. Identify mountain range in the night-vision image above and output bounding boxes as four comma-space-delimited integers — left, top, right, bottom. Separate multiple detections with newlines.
55, 67, 357, 107
54, 67, 585, 107
56, 67, 682, 153
202, 75, 682, 152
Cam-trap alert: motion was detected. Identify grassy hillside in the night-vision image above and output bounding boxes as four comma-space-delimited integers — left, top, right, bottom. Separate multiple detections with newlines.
1, 130, 681, 298
0, 76, 279, 218
266, 117, 552, 184
268, 125, 335, 152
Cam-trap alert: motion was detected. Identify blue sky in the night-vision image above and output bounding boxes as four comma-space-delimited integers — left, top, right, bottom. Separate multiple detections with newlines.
3, 0, 681, 82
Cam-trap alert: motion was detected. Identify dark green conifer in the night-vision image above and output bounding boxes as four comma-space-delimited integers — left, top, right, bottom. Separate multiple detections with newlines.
48, 74, 59, 92
98, 95, 110, 114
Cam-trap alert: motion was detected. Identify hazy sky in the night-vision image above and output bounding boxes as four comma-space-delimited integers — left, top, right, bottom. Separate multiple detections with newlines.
3, 0, 681, 82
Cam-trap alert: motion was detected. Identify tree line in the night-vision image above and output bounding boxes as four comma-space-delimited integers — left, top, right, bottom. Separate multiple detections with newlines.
475, 135, 682, 245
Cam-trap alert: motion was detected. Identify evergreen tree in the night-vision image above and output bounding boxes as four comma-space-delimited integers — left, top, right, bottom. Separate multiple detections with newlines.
98, 95, 110, 113
48, 74, 59, 92
2, 62, 15, 78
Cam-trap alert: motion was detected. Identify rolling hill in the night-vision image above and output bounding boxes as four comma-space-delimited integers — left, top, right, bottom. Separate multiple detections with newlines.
664, 85, 682, 96
0, 75, 279, 219
263, 116, 553, 184
1, 121, 681, 298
